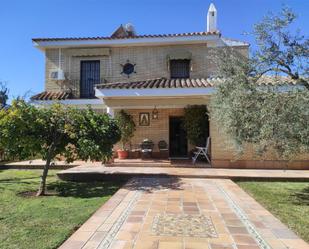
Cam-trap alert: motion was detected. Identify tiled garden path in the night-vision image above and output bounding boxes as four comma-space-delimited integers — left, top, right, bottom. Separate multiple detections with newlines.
59, 177, 309, 249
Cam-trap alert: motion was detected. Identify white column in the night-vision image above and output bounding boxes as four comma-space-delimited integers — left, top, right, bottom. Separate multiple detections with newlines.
106, 107, 115, 118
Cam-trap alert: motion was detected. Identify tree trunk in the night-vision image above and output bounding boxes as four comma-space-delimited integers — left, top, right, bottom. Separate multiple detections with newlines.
36, 146, 54, 196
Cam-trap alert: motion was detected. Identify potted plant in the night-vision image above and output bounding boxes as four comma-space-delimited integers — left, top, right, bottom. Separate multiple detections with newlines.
115, 110, 136, 159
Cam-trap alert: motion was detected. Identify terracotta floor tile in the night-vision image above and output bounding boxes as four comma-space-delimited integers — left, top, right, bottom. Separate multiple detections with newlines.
116, 231, 138, 241
236, 245, 260, 249
264, 238, 287, 249
224, 219, 244, 227
272, 228, 299, 239
130, 211, 146, 216
98, 222, 113, 232
90, 231, 106, 242
185, 241, 210, 249
209, 244, 234, 249
79, 222, 102, 232
58, 240, 85, 249
109, 240, 130, 249
126, 216, 144, 223
280, 239, 309, 249
227, 226, 249, 235
120, 223, 142, 232
58, 177, 308, 249
69, 230, 94, 242
158, 241, 183, 249
134, 240, 159, 249
82, 241, 101, 249
232, 235, 257, 245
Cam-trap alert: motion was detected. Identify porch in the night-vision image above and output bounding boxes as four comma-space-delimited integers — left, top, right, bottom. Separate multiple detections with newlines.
95, 78, 212, 163
107, 158, 210, 168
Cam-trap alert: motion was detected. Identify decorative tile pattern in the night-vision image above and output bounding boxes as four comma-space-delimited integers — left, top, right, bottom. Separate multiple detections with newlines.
215, 182, 271, 249
97, 191, 141, 249
151, 213, 218, 238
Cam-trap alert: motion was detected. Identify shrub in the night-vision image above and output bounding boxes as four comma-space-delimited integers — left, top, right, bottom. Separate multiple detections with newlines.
115, 110, 136, 150
183, 105, 209, 146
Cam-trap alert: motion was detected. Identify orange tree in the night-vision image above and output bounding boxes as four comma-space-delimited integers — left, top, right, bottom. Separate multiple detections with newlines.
0, 100, 120, 196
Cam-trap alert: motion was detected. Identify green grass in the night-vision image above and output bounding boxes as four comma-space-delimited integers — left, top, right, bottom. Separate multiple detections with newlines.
0, 170, 123, 249
237, 180, 309, 242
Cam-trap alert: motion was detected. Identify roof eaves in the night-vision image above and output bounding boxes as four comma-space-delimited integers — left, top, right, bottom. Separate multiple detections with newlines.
32, 31, 221, 42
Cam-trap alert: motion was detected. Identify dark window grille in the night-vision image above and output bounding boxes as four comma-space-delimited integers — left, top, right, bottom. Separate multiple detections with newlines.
80, 60, 100, 98
170, 59, 190, 79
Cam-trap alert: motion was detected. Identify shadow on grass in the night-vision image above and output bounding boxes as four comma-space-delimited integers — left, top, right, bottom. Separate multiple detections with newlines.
291, 186, 309, 205
47, 180, 124, 198
0, 177, 39, 183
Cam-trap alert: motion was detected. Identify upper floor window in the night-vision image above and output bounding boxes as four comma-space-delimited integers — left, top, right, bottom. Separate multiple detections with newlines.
80, 60, 100, 98
170, 59, 190, 79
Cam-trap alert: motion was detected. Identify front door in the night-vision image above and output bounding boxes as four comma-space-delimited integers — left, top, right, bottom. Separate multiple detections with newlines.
169, 117, 188, 158
80, 60, 100, 98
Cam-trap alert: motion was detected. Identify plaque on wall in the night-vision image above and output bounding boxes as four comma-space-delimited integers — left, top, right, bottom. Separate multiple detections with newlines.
139, 113, 150, 126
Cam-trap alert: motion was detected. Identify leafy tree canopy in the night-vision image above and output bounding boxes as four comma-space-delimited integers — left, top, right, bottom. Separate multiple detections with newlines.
210, 7, 309, 160
0, 101, 121, 195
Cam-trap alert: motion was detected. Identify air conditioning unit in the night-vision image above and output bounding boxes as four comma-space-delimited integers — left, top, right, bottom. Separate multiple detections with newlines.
50, 69, 65, 81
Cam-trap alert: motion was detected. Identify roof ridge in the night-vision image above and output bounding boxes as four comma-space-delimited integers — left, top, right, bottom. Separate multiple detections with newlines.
32, 31, 221, 42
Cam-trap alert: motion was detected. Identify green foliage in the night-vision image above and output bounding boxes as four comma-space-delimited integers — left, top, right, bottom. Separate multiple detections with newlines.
0, 101, 120, 194
0, 101, 120, 162
73, 108, 121, 161
115, 110, 136, 150
0, 82, 8, 109
210, 7, 309, 159
253, 7, 309, 87
183, 105, 209, 146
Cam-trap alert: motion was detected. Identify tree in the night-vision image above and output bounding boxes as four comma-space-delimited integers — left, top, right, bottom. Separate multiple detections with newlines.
115, 110, 136, 150
0, 101, 120, 196
210, 7, 309, 160
0, 82, 9, 109
253, 7, 309, 88
183, 105, 209, 146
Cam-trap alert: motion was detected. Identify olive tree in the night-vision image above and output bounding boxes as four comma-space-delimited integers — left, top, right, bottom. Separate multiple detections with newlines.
0, 101, 121, 196
210, 7, 309, 160
0, 82, 8, 109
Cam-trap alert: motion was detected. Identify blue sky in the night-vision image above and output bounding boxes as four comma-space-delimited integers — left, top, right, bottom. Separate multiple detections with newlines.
0, 0, 308, 100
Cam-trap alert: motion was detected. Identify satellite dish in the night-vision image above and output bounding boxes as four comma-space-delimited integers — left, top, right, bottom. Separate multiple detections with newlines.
125, 23, 136, 36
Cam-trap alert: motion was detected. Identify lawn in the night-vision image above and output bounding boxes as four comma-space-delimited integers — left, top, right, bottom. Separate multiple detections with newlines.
0, 169, 123, 249
237, 181, 309, 242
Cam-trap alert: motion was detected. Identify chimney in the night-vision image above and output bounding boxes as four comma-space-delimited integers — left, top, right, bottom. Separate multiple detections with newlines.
207, 3, 217, 32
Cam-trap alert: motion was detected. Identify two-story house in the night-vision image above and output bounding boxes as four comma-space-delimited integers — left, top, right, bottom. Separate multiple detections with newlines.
31, 4, 308, 169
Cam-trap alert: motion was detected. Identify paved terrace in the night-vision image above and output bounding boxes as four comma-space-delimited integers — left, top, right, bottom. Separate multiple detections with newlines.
57, 165, 309, 181
59, 177, 309, 249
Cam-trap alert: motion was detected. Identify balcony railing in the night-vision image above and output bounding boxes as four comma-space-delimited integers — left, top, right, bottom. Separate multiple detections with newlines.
59, 78, 107, 99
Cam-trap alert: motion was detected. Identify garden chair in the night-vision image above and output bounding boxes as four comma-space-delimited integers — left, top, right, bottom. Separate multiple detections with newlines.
140, 139, 154, 159
192, 137, 211, 165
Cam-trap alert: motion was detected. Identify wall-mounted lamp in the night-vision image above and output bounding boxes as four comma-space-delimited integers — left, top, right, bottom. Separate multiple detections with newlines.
152, 106, 158, 119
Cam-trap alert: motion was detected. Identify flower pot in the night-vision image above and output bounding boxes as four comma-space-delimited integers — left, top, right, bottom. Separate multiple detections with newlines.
117, 150, 129, 159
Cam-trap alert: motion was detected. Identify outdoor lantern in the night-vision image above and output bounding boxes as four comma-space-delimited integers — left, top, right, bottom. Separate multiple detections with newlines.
152, 106, 158, 119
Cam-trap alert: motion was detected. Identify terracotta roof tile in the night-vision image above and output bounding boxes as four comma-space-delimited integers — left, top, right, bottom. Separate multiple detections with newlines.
31, 91, 73, 101
256, 75, 299, 86
32, 31, 220, 42
96, 76, 302, 90
96, 78, 217, 90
